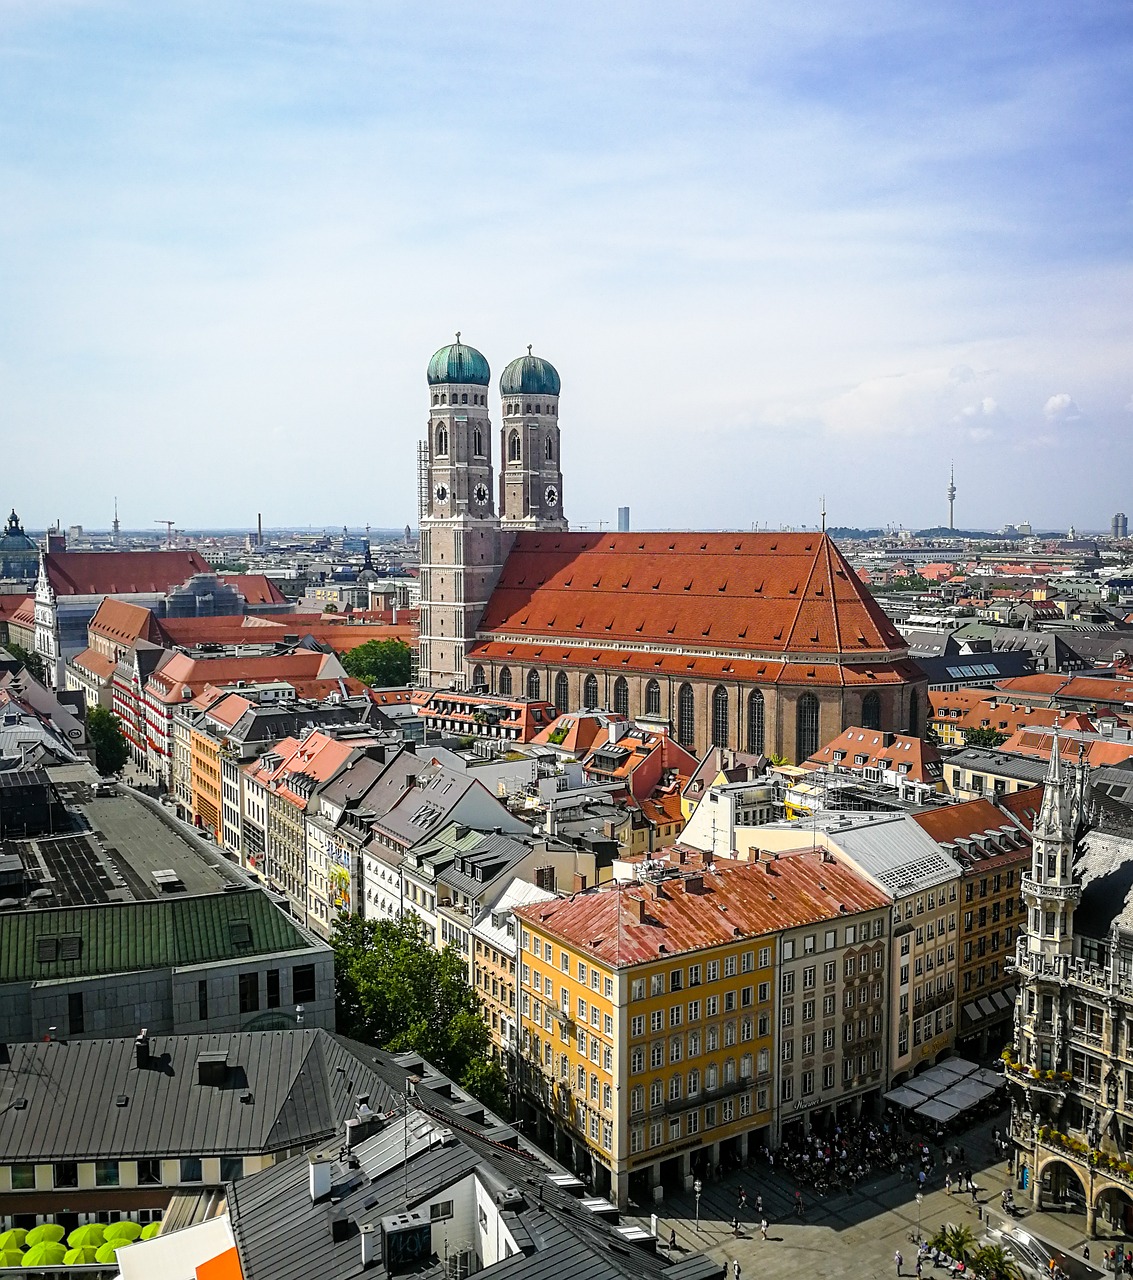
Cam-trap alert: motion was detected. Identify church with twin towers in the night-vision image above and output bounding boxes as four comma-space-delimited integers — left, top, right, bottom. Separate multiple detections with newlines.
417, 336, 927, 763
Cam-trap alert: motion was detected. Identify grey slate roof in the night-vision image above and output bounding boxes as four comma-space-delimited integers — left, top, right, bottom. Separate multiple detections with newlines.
0, 1028, 401, 1162
227, 1039, 720, 1280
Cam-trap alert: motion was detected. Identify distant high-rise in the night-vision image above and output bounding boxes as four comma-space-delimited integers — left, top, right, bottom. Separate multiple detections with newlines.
1112, 512, 1128, 540
947, 464, 956, 531
617, 506, 630, 532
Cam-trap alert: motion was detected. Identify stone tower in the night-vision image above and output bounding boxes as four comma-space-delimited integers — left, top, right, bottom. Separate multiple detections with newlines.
417, 336, 505, 690
498, 347, 566, 532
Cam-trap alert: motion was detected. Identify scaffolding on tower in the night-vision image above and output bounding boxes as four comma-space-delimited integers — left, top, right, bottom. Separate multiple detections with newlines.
417, 441, 430, 523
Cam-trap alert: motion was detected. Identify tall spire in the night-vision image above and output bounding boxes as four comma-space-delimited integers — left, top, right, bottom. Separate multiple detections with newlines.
947, 462, 956, 531
1045, 726, 1062, 786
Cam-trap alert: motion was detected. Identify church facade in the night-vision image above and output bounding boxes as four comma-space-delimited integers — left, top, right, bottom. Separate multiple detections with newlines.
417, 339, 926, 762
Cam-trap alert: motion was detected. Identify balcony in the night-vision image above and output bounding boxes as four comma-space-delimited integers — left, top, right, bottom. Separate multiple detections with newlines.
549, 1004, 574, 1029
1020, 875, 1081, 905
1003, 1060, 1068, 1097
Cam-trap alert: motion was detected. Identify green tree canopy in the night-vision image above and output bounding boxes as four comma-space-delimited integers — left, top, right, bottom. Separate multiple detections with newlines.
7, 643, 45, 684
340, 639, 412, 688
331, 915, 492, 1090
964, 727, 1008, 748
86, 707, 129, 776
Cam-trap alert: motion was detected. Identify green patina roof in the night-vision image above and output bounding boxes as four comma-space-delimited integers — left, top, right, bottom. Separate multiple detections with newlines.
500, 349, 561, 397
0, 890, 309, 984
427, 336, 490, 387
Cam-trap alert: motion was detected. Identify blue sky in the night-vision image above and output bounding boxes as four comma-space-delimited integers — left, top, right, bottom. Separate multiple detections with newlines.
1, 1, 1130, 532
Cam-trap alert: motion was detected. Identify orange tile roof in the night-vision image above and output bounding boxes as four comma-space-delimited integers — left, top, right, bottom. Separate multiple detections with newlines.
999, 728, 1133, 767
803, 726, 942, 785
218, 574, 287, 605
204, 692, 255, 729
531, 711, 628, 753
146, 651, 335, 703
71, 646, 117, 681
9, 598, 36, 628
514, 850, 890, 967
0, 594, 30, 622
994, 674, 1072, 697
88, 597, 165, 646
45, 549, 210, 595
996, 785, 1044, 831
1056, 675, 1133, 706
478, 531, 906, 658
245, 732, 355, 805
912, 797, 1026, 847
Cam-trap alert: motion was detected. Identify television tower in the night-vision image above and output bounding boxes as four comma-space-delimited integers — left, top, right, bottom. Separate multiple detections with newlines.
947, 464, 956, 531
112, 497, 120, 545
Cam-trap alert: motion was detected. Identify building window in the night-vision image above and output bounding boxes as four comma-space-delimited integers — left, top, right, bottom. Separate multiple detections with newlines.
583, 674, 599, 709
220, 1156, 244, 1182
507, 430, 520, 462
474, 427, 484, 456
95, 1160, 119, 1187
67, 991, 84, 1035
266, 969, 281, 1010
711, 685, 729, 747
180, 1157, 203, 1183
554, 671, 569, 713
678, 683, 695, 746
198, 979, 209, 1022
10, 1164, 35, 1190
137, 1159, 161, 1186
294, 964, 317, 1004
239, 972, 260, 1014
796, 693, 819, 761
613, 676, 629, 718
436, 424, 448, 456
747, 690, 765, 755
54, 1162, 79, 1188
472, 664, 486, 690
527, 669, 541, 700
645, 679, 662, 718
908, 693, 920, 737
861, 692, 881, 731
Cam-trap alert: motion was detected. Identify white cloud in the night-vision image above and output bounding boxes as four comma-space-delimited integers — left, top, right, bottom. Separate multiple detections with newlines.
1043, 393, 1084, 424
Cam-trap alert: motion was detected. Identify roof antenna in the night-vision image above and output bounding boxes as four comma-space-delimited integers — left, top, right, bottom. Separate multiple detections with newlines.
821, 496, 826, 534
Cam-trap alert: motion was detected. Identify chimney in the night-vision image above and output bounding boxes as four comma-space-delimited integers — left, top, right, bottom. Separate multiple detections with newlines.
257, 512, 263, 545
391, 606, 398, 624
684, 874, 703, 894
308, 1150, 334, 1202
747, 846, 758, 862
360, 1222, 377, 1267
134, 1028, 150, 1069
608, 720, 620, 745
572, 872, 587, 893
882, 732, 895, 748
631, 895, 646, 923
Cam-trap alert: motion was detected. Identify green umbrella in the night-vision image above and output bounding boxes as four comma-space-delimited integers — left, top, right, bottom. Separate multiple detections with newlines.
0, 1249, 25, 1268
103, 1220, 143, 1242
67, 1224, 105, 1249
140, 1222, 162, 1240
24, 1224, 66, 1246
0, 1231, 26, 1251
22, 1242, 68, 1266
64, 1246, 102, 1265
94, 1241, 130, 1264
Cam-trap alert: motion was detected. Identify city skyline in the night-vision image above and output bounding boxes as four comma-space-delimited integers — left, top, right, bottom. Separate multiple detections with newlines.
2, 2, 1130, 529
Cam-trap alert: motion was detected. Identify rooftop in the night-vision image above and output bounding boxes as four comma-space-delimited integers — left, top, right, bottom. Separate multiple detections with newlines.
44, 549, 211, 596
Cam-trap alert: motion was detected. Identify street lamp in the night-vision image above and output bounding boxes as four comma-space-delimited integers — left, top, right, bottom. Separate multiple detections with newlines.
694, 1178, 703, 1230
915, 1191, 923, 1244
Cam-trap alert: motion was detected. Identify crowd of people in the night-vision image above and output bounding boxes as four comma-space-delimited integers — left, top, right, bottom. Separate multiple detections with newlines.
769, 1116, 908, 1193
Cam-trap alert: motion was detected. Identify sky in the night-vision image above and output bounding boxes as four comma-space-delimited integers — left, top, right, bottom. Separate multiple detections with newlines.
1, 1, 1131, 534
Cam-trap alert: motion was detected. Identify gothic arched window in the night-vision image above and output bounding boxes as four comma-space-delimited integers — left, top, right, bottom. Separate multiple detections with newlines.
545, 436, 554, 461
711, 685, 729, 747
554, 671, 569, 713
583, 674, 599, 709
535, 404, 541, 414
526, 669, 541, 700
473, 427, 484, 456
746, 690, 765, 755
435, 424, 448, 456
498, 667, 513, 697
461, 393, 468, 404
645, 679, 661, 718
796, 693, 819, 762
440, 393, 447, 404
524, 403, 532, 414
432, 394, 439, 406
508, 430, 521, 462
613, 676, 629, 718
861, 691, 881, 731
677, 683, 695, 747
471, 664, 486, 690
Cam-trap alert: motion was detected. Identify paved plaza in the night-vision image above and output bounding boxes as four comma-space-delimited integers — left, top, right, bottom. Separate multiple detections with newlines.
628, 1113, 1108, 1280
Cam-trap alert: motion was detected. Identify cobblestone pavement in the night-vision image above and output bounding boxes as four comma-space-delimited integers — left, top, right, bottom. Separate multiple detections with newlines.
628, 1112, 1109, 1280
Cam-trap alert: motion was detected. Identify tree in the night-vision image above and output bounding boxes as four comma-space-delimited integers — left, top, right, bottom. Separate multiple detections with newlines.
964, 727, 1008, 748
929, 1224, 978, 1265
331, 914, 491, 1086
7, 642, 45, 684
86, 706, 129, 776
340, 639, 412, 688
460, 1057, 511, 1115
971, 1243, 1023, 1280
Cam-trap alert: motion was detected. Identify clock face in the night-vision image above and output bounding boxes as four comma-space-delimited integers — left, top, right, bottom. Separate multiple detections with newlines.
434, 484, 448, 503
544, 485, 559, 506
473, 483, 489, 506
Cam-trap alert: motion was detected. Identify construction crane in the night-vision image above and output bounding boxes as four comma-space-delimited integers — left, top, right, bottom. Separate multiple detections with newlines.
155, 520, 176, 547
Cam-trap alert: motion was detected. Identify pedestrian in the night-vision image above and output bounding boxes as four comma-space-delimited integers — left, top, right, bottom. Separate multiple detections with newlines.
732, 1259, 740, 1280
945, 1174, 952, 1195
916, 1260, 923, 1279
1082, 1246, 1089, 1262
731, 1216, 740, 1237
755, 1193, 763, 1214
738, 1187, 747, 1210
669, 1229, 677, 1253
970, 1185, 978, 1206
895, 1249, 904, 1276
760, 1219, 768, 1241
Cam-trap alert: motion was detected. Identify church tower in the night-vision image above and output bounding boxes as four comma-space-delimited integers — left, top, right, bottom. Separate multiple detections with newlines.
499, 348, 567, 532
417, 336, 504, 690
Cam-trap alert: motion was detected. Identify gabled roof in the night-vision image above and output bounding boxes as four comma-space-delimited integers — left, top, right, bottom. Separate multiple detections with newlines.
804, 726, 942, 785
44, 549, 211, 596
219, 574, 288, 605
146, 651, 338, 704
71, 646, 117, 682
88, 597, 166, 647
477, 531, 906, 658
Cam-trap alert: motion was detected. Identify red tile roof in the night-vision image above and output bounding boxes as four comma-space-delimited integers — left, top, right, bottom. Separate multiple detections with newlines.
913, 797, 1027, 847
9, 598, 36, 628
514, 850, 890, 967
71, 646, 117, 681
476, 532, 906, 658
803, 726, 942, 785
999, 727, 1133, 767
44, 550, 211, 596
88, 597, 166, 646
996, 785, 1044, 831
245, 732, 356, 806
145, 651, 337, 704
0, 594, 30, 622
218, 574, 288, 605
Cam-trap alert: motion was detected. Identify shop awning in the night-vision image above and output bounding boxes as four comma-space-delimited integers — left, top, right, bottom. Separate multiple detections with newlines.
917, 1098, 963, 1124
